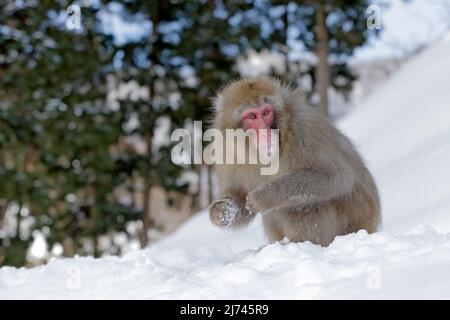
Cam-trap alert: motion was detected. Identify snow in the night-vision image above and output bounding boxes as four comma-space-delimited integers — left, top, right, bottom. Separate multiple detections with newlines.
353, 0, 450, 62
339, 32, 450, 233
2, 34, 450, 300
2, 220, 450, 299
211, 200, 239, 227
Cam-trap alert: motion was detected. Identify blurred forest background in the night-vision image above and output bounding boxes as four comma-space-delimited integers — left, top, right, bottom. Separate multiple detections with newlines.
1, 0, 438, 267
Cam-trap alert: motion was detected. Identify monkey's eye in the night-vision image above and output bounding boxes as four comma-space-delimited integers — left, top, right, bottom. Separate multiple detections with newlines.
262, 110, 270, 116
248, 113, 257, 120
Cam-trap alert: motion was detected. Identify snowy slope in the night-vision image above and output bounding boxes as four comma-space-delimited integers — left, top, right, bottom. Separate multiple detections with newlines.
339, 32, 450, 233
1, 34, 450, 300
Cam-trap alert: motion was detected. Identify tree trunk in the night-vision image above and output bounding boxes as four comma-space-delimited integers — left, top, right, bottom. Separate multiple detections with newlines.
15, 203, 22, 239
315, 3, 330, 117
207, 165, 214, 205
283, 4, 290, 83
0, 201, 8, 228
140, 4, 161, 248
140, 131, 154, 248
86, 185, 100, 257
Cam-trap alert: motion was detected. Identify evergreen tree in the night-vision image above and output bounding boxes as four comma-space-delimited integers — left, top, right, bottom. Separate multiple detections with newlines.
240, 0, 374, 116
0, 0, 375, 266
0, 1, 137, 265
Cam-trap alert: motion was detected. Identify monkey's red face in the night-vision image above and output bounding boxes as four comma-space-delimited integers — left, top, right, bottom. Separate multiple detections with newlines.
242, 104, 274, 130
242, 104, 275, 145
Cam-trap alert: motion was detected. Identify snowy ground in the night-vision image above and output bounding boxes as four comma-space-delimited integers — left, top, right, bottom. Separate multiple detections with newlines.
1, 34, 450, 300
1, 218, 450, 299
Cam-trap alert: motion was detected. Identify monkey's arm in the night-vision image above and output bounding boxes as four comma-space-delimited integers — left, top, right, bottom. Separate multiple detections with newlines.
209, 189, 256, 228
246, 161, 355, 213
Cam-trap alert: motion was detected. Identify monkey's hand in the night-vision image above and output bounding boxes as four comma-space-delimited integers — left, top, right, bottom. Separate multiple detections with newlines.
209, 198, 241, 227
210, 195, 257, 228
246, 183, 279, 213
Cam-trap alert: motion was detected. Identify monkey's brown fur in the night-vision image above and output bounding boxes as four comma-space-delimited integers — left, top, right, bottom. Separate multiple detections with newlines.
210, 77, 381, 246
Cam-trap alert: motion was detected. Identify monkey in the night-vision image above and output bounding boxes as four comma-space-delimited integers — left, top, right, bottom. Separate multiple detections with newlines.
209, 77, 380, 246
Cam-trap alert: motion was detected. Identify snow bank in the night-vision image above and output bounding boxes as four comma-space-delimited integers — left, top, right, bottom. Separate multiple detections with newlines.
2, 221, 450, 299
2, 34, 450, 300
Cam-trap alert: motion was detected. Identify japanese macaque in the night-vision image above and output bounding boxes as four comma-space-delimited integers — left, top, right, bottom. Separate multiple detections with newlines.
209, 77, 380, 246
